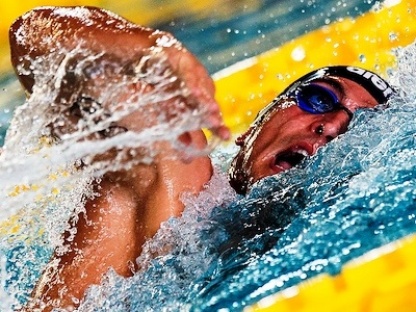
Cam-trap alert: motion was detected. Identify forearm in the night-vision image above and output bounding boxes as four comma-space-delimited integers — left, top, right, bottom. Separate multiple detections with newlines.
9, 6, 229, 140
9, 6, 177, 93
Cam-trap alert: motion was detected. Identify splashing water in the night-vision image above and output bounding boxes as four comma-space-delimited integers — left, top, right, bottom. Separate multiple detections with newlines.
1, 37, 416, 311
0, 45, 213, 310
189, 43, 416, 310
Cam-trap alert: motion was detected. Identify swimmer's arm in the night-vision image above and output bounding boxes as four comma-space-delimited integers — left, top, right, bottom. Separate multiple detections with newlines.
9, 6, 164, 90
9, 6, 229, 139
9, 6, 226, 311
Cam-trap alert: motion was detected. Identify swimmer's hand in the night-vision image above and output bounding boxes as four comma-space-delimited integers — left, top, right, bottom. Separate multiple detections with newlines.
162, 45, 231, 141
10, 6, 230, 142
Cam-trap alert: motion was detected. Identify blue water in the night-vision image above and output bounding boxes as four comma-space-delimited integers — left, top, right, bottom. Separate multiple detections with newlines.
191, 107, 415, 311
75, 42, 415, 311
158, 0, 375, 73
2, 1, 415, 311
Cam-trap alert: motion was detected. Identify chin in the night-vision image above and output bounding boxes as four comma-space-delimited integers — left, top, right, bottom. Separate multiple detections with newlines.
228, 156, 251, 195
228, 170, 250, 195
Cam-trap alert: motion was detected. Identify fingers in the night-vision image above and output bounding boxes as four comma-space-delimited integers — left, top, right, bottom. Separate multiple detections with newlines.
149, 36, 231, 142
172, 50, 231, 141
211, 124, 231, 141
200, 97, 231, 141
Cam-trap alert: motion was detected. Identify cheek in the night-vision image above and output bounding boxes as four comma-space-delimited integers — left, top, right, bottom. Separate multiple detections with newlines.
250, 115, 314, 166
234, 108, 308, 174
250, 112, 298, 152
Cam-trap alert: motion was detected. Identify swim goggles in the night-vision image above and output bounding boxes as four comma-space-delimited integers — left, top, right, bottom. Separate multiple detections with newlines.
291, 83, 353, 118
253, 66, 394, 125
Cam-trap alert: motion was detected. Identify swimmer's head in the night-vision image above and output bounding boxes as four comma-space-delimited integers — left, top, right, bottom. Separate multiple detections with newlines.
229, 66, 394, 195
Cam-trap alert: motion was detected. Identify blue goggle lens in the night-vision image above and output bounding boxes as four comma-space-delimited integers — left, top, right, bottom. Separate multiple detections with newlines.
294, 84, 341, 114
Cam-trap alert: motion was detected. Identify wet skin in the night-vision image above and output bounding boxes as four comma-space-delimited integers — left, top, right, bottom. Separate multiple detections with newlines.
10, 7, 228, 311
230, 77, 379, 193
9, 7, 384, 311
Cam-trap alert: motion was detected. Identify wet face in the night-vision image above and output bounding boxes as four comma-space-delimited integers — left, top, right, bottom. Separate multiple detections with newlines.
229, 77, 379, 194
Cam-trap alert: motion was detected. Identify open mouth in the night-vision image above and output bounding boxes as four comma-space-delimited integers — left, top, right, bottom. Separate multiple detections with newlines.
273, 147, 310, 171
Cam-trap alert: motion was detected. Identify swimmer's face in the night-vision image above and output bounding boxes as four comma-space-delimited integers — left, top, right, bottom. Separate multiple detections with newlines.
229, 77, 379, 194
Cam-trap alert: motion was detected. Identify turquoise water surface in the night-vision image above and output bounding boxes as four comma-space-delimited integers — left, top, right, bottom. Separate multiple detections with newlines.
75, 42, 416, 311
2, 1, 414, 311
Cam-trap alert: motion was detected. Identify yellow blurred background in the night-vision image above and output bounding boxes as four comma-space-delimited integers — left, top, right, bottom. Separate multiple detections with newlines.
0, 0, 259, 74
1, 1, 416, 311
2, 0, 415, 135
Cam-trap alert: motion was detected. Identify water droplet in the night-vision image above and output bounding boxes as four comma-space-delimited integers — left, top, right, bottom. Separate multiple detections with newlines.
389, 32, 398, 41
291, 46, 306, 62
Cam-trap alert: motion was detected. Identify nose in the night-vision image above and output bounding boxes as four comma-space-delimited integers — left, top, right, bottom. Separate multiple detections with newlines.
311, 110, 351, 141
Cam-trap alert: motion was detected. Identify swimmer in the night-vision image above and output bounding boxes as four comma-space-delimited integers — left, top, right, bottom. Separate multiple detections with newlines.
9, 6, 393, 311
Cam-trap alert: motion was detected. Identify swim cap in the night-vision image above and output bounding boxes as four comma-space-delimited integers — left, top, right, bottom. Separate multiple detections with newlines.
283, 65, 394, 104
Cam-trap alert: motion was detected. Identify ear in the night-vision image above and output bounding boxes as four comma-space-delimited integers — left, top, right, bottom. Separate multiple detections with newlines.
235, 126, 255, 146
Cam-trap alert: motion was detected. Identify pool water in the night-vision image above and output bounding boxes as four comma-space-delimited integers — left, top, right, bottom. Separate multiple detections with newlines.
73, 41, 415, 312
2, 1, 415, 311
43, 42, 416, 311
